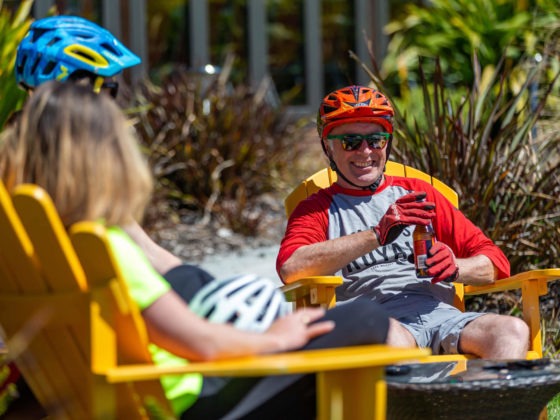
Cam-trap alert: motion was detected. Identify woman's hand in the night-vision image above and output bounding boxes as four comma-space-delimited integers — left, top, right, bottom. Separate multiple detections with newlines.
264, 307, 335, 352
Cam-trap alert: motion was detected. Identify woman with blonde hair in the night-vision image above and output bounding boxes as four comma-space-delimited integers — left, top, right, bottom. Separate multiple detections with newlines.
1, 80, 151, 228
0, 81, 389, 419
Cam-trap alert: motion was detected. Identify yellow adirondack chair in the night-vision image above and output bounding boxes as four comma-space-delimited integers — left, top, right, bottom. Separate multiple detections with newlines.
281, 163, 560, 361
0, 180, 430, 420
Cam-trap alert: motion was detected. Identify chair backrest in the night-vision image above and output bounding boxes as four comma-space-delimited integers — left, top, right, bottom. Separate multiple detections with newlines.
284, 161, 465, 311
0, 181, 173, 419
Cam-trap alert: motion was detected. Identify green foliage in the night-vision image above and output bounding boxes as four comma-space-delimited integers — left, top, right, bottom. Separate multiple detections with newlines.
126, 64, 305, 235
549, 391, 560, 419
0, 0, 33, 131
0, 355, 18, 417
382, 0, 560, 96
542, 310, 560, 359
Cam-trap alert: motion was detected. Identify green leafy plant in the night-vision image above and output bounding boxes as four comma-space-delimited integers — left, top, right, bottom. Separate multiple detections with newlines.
0, 356, 18, 417
382, 0, 560, 96
0, 0, 33, 131
126, 61, 305, 236
548, 391, 560, 419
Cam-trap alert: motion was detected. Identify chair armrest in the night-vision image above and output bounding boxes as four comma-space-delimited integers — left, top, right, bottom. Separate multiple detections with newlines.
464, 269, 560, 296
464, 268, 560, 358
104, 344, 430, 383
280, 276, 343, 309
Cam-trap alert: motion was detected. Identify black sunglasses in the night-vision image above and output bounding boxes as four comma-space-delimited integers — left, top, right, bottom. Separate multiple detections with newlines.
326, 133, 391, 151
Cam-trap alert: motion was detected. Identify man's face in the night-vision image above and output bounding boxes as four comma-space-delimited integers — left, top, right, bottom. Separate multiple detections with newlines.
324, 122, 388, 190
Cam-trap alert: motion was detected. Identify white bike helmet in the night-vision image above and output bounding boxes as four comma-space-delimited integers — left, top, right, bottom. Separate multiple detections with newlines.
190, 274, 291, 333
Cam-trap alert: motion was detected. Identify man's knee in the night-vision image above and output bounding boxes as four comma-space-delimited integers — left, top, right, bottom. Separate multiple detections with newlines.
460, 314, 529, 358
482, 314, 529, 341
499, 315, 529, 342
386, 318, 417, 348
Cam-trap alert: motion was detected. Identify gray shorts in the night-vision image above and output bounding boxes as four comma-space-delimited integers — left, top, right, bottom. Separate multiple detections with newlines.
381, 294, 484, 355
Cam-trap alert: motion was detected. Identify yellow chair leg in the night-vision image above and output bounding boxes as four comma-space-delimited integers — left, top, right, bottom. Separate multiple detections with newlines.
316, 367, 386, 420
522, 279, 543, 357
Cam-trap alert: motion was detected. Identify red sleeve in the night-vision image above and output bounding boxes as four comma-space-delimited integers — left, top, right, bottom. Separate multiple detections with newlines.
276, 189, 331, 282
425, 184, 510, 279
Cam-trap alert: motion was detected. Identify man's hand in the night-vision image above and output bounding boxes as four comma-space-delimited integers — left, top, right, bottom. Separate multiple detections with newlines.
373, 192, 435, 245
426, 242, 459, 284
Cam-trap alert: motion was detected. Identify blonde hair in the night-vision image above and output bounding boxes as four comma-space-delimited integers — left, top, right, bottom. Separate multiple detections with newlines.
0, 81, 152, 227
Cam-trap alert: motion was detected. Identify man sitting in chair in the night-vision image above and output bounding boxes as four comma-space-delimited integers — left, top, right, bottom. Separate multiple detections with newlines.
277, 85, 529, 359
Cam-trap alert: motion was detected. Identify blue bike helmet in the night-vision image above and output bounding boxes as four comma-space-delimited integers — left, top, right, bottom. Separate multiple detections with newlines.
16, 15, 140, 91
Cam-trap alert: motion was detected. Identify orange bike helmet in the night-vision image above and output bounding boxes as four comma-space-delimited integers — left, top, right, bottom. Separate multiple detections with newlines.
317, 85, 394, 138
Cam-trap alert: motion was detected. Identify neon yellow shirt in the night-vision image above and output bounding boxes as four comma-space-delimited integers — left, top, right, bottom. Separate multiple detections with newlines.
106, 226, 203, 415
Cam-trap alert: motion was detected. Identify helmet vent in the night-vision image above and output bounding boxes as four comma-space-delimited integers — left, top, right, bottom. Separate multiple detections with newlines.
101, 42, 122, 57
73, 33, 93, 39
71, 49, 96, 62
322, 105, 337, 115
31, 55, 42, 76
17, 55, 27, 74
31, 28, 50, 42
46, 37, 61, 47
42, 61, 56, 75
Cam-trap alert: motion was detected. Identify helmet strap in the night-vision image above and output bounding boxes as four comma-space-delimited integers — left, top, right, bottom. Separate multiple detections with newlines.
93, 76, 104, 93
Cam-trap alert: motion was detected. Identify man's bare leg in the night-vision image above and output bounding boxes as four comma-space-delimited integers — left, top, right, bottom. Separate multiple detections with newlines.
458, 313, 529, 359
386, 318, 417, 347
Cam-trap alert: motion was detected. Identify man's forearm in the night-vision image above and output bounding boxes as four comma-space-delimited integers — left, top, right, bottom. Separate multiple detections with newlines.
456, 254, 498, 285
280, 230, 380, 283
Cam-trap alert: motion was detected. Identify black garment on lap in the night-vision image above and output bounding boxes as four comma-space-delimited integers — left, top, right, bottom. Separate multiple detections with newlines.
163, 263, 215, 302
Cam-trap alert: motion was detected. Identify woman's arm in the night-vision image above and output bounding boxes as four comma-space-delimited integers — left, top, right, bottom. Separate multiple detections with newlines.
142, 290, 335, 361
123, 222, 182, 275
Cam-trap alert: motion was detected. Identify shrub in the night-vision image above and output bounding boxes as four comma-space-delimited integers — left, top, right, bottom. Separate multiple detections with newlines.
125, 64, 306, 236
382, 0, 560, 96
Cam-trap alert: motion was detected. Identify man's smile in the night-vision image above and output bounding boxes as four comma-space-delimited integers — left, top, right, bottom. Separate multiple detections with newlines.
352, 160, 374, 168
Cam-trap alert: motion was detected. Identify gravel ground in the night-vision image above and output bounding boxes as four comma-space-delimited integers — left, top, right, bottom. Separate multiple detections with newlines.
147, 195, 287, 284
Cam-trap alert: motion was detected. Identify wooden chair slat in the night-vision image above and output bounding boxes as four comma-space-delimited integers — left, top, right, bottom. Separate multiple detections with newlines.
0, 182, 43, 293
13, 185, 87, 292
284, 183, 308, 219
384, 161, 406, 177
431, 176, 459, 208
403, 165, 432, 184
